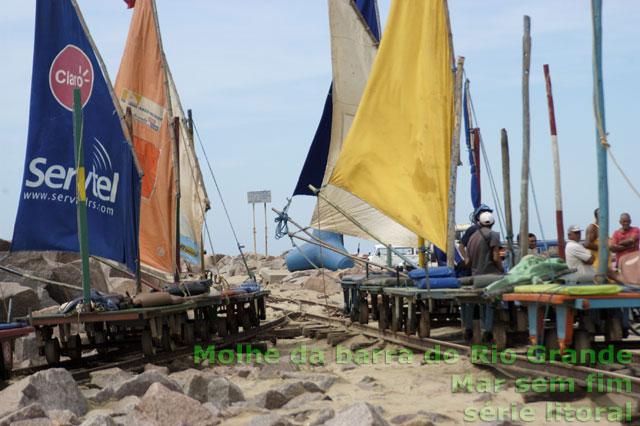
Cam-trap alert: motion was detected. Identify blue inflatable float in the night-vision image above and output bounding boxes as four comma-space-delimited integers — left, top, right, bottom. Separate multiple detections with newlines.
286, 229, 355, 272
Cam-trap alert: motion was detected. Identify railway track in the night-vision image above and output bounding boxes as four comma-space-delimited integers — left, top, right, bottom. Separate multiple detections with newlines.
10, 314, 289, 383
269, 294, 640, 397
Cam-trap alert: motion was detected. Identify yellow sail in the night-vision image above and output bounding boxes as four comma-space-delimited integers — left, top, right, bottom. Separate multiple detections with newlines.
319, 0, 454, 250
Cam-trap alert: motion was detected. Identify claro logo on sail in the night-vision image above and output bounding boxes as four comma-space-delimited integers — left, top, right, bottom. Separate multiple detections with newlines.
49, 44, 94, 110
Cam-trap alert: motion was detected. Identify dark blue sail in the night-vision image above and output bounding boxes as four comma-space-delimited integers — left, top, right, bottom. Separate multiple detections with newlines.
11, 0, 141, 273
292, 0, 380, 196
464, 83, 480, 209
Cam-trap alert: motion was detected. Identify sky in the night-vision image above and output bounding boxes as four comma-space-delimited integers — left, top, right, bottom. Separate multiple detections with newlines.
1, 1, 639, 260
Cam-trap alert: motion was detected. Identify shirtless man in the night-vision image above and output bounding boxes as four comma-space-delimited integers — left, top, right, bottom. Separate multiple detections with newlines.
585, 208, 611, 270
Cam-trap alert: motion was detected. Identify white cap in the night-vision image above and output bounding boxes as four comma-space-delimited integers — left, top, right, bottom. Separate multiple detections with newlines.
568, 224, 582, 233
478, 211, 495, 226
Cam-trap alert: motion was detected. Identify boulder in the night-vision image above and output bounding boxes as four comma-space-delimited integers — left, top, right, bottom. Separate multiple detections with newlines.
0, 403, 47, 426
247, 413, 292, 426
274, 381, 323, 400
252, 390, 288, 410
106, 277, 137, 296
0, 282, 39, 318
183, 373, 244, 409
46, 409, 81, 426
13, 334, 46, 367
324, 402, 389, 426
281, 392, 326, 409
301, 276, 342, 295
48, 259, 109, 303
78, 415, 116, 426
10, 418, 55, 426
279, 372, 338, 391
259, 269, 290, 285
310, 407, 335, 426
111, 370, 182, 399
123, 382, 220, 426
0, 369, 87, 418
89, 367, 134, 390
0, 239, 10, 252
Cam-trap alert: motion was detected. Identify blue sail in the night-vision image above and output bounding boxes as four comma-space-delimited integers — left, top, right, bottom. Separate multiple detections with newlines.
463, 83, 480, 209
11, 0, 141, 273
292, 0, 380, 196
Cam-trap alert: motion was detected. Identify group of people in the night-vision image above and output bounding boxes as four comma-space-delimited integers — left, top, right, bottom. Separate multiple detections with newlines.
565, 209, 639, 282
458, 204, 640, 283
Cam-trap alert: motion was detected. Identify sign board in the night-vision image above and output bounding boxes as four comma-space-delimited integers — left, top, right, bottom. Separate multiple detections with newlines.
247, 190, 271, 204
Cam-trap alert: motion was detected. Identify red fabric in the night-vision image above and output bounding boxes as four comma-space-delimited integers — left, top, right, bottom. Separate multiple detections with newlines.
124, 0, 135, 9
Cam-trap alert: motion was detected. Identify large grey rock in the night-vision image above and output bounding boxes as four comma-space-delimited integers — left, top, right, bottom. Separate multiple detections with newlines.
107, 277, 137, 296
182, 373, 244, 408
90, 367, 134, 390
279, 372, 338, 391
274, 381, 323, 399
301, 276, 342, 295
46, 409, 81, 426
310, 407, 335, 426
247, 413, 292, 426
122, 382, 220, 426
111, 370, 182, 399
49, 259, 109, 303
324, 402, 389, 426
0, 403, 47, 426
281, 392, 326, 410
0, 282, 39, 318
11, 418, 55, 426
13, 334, 46, 367
0, 369, 87, 417
79, 415, 116, 426
252, 390, 288, 410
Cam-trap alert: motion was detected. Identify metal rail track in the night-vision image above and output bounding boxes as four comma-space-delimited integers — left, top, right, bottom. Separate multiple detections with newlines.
10, 314, 289, 382
269, 295, 640, 397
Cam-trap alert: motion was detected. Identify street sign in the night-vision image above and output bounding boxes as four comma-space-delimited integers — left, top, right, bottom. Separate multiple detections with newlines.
247, 190, 271, 204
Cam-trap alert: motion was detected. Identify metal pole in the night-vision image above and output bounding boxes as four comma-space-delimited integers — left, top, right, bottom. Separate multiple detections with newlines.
264, 202, 268, 257
591, 0, 609, 280
252, 203, 257, 255
125, 107, 142, 294
174, 116, 181, 282
446, 56, 465, 268
501, 129, 515, 267
543, 64, 566, 260
520, 16, 531, 260
73, 88, 91, 309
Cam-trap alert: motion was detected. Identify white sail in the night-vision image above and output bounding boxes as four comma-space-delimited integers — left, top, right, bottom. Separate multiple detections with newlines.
167, 68, 211, 270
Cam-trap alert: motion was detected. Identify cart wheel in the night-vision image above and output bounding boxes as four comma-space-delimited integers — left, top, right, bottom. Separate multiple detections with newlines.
183, 322, 195, 346
605, 316, 623, 342
359, 299, 369, 324
419, 308, 431, 338
574, 330, 593, 365
544, 328, 560, 351
492, 322, 507, 352
516, 309, 528, 332
470, 319, 482, 347
241, 310, 252, 331
67, 334, 82, 361
44, 338, 60, 364
141, 330, 156, 357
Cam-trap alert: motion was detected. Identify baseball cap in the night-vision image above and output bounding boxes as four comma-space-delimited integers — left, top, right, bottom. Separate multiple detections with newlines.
568, 225, 582, 233
473, 204, 493, 221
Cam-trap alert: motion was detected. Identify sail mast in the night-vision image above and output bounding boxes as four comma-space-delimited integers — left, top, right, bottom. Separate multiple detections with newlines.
591, 0, 609, 280
150, 0, 181, 281
543, 64, 566, 260
519, 15, 531, 260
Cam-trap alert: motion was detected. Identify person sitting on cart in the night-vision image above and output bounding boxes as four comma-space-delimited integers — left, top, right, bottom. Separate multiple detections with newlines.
458, 204, 492, 268
565, 224, 623, 283
610, 212, 639, 267
465, 210, 504, 276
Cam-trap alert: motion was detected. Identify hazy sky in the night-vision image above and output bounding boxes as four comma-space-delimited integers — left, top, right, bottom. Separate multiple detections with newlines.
1, 1, 639, 259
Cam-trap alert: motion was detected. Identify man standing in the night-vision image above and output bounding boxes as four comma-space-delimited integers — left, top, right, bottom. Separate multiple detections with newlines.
584, 208, 611, 269
611, 213, 639, 263
466, 210, 504, 275
565, 225, 596, 280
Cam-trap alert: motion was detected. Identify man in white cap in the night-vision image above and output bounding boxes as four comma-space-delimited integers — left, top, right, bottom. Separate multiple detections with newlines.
466, 210, 504, 275
564, 225, 596, 280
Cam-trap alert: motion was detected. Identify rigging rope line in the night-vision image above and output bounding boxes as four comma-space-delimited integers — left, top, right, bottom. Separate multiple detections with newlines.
192, 121, 255, 281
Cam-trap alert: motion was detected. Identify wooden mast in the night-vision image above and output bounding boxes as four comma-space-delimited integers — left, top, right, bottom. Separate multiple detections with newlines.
519, 15, 531, 260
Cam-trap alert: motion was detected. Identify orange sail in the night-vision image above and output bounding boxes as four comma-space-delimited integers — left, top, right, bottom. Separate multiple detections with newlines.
114, 0, 176, 275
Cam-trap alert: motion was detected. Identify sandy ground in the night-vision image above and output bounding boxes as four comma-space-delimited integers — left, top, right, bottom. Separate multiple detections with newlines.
212, 282, 639, 425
